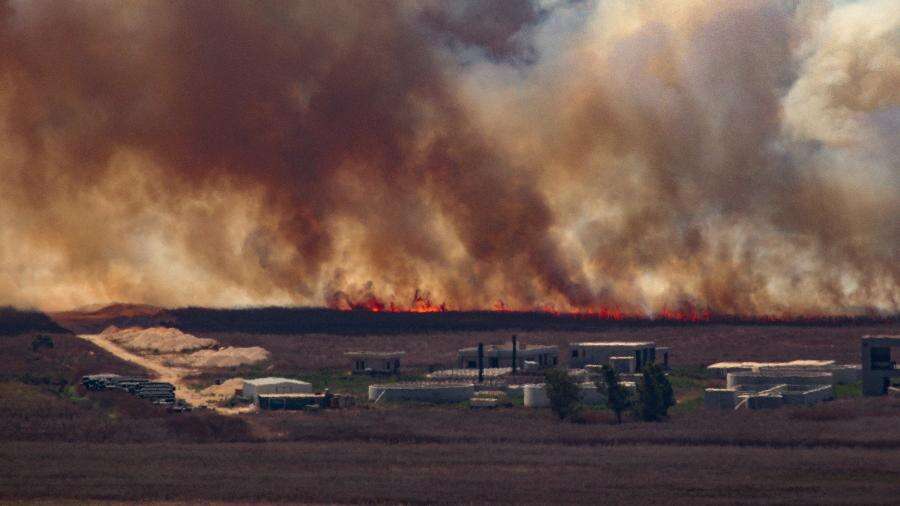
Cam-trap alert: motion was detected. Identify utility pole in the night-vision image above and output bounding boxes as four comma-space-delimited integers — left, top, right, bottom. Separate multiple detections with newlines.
477, 342, 484, 383
511, 335, 518, 375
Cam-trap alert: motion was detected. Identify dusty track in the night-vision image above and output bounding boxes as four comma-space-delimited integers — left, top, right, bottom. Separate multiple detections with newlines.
77, 334, 253, 414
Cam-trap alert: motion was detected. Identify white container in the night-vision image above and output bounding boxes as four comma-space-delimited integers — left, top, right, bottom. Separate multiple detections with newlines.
523, 384, 549, 408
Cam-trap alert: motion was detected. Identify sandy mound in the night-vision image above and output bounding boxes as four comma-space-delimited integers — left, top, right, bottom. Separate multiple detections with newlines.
183, 347, 270, 368
101, 325, 217, 353
200, 378, 246, 399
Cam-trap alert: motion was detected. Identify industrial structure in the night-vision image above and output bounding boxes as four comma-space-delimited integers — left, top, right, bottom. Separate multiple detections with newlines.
457, 342, 558, 370
704, 370, 835, 410
861, 335, 900, 396
368, 382, 474, 404
568, 341, 664, 371
242, 377, 312, 402
345, 351, 405, 374
706, 360, 860, 384
257, 392, 354, 410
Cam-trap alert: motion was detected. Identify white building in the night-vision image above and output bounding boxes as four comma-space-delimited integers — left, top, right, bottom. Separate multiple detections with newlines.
345, 351, 405, 374
242, 377, 313, 401
569, 341, 663, 371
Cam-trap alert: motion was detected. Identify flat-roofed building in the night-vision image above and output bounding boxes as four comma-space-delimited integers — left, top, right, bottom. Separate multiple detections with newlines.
345, 351, 405, 374
243, 377, 313, 401
457, 343, 559, 370
569, 341, 661, 371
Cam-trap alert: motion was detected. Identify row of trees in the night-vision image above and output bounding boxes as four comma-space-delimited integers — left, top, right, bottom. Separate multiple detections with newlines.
543, 363, 675, 423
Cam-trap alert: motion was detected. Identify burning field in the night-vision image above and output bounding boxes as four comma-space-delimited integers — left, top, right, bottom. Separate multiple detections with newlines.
0, 1, 898, 503
0, 0, 896, 318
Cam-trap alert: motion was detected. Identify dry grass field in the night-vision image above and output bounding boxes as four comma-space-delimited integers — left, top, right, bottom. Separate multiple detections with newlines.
2, 314, 899, 504
2, 440, 898, 504
200, 322, 897, 375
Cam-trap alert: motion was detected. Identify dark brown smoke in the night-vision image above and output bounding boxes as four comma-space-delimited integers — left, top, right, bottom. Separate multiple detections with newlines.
0, 0, 896, 315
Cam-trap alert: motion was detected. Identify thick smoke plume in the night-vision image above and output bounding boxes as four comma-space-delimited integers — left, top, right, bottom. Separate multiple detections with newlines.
0, 0, 896, 315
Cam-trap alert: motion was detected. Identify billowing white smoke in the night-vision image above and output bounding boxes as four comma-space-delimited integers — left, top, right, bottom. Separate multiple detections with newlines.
0, 0, 896, 315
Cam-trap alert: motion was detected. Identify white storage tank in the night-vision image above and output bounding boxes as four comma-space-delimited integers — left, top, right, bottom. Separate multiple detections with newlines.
523, 384, 550, 408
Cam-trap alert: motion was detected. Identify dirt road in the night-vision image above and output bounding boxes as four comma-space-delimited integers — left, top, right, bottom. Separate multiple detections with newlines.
77, 334, 253, 414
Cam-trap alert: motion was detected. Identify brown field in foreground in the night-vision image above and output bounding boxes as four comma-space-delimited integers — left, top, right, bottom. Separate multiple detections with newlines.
2, 322, 900, 504
2, 440, 898, 504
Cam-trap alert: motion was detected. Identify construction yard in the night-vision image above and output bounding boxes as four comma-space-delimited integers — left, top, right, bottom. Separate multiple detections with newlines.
1, 307, 899, 503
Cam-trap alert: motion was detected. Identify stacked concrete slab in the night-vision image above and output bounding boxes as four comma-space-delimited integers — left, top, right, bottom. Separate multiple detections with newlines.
705, 369, 835, 410
707, 360, 859, 385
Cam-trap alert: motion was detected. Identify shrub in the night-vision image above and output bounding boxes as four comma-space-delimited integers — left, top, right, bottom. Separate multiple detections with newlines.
543, 368, 582, 421
636, 364, 675, 422
30, 335, 54, 352
596, 365, 630, 423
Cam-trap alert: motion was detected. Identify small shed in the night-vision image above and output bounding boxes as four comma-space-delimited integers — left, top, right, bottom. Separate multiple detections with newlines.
345, 351, 405, 374
243, 377, 312, 401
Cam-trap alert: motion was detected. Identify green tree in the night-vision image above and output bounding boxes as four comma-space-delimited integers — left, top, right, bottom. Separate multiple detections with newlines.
636, 363, 676, 421
543, 368, 582, 421
596, 365, 630, 424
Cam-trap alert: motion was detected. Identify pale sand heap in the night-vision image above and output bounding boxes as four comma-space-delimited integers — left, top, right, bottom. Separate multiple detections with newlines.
101, 325, 217, 353
183, 347, 270, 368
199, 378, 246, 399
101, 326, 270, 368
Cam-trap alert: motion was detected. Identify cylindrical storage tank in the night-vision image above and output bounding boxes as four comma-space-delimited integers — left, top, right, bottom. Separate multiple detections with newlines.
523, 384, 549, 408
368, 382, 474, 404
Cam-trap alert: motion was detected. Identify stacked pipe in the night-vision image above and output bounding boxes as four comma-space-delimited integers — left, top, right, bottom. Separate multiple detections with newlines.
81, 374, 176, 405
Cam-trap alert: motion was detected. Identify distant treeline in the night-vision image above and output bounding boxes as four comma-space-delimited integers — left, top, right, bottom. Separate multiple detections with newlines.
0, 307, 69, 335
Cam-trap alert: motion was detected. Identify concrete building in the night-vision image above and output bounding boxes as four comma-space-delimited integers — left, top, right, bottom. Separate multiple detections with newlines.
568, 341, 663, 371
707, 360, 835, 378
345, 351, 405, 374
861, 335, 900, 396
242, 377, 312, 401
704, 370, 836, 410
457, 343, 559, 370
707, 360, 860, 384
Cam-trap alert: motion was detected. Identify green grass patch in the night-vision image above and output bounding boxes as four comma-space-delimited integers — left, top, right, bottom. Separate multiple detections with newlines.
670, 395, 703, 415
834, 382, 862, 398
